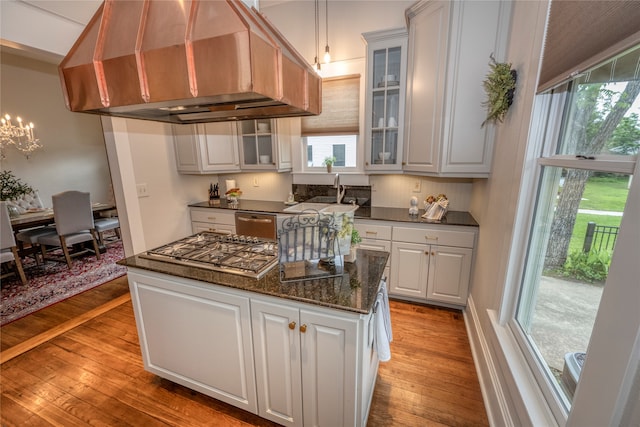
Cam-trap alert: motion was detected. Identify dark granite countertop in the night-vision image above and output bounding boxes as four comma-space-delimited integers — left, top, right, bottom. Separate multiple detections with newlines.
118, 248, 389, 315
189, 200, 478, 227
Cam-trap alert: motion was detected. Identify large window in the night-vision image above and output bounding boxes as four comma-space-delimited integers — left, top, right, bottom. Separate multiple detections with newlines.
514, 46, 639, 418
301, 75, 360, 172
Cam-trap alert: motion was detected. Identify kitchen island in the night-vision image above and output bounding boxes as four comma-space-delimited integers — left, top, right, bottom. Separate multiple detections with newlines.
118, 248, 389, 427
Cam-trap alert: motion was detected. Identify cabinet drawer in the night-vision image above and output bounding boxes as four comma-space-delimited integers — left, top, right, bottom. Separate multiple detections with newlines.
191, 208, 236, 225
192, 222, 235, 235
354, 222, 392, 240
392, 226, 475, 248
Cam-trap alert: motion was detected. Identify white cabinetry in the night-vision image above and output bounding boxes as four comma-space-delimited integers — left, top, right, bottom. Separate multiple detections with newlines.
362, 28, 408, 172
173, 122, 240, 173
128, 270, 257, 413
251, 298, 365, 427
391, 225, 474, 306
237, 118, 295, 171
128, 269, 379, 427
403, 0, 511, 177
190, 207, 236, 234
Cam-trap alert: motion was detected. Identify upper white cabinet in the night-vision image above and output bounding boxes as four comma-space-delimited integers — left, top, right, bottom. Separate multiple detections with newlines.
362, 28, 408, 172
173, 122, 240, 174
403, 0, 511, 177
237, 118, 295, 172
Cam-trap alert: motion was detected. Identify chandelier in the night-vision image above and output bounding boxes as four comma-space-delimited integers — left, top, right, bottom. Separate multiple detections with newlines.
0, 113, 42, 159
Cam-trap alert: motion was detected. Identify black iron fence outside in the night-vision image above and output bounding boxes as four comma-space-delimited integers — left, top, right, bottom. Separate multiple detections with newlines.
583, 222, 619, 253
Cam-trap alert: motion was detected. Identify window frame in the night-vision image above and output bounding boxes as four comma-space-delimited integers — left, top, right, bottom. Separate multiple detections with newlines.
501, 81, 638, 423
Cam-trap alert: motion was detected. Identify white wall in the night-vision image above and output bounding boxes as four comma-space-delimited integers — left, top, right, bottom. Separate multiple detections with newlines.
0, 51, 112, 207
261, 0, 415, 64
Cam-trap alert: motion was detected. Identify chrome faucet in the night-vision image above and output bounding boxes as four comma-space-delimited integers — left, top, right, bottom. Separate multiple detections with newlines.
334, 173, 346, 204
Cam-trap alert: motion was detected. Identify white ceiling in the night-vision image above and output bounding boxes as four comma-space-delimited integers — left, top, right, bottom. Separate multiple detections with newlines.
22, 0, 102, 25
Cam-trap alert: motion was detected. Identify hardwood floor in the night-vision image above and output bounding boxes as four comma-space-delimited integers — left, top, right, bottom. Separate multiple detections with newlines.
1, 278, 488, 426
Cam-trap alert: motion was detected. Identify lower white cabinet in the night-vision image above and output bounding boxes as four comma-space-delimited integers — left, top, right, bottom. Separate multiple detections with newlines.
190, 207, 236, 234
355, 218, 477, 307
390, 241, 429, 299
128, 270, 258, 413
251, 299, 360, 427
128, 269, 379, 427
391, 225, 475, 306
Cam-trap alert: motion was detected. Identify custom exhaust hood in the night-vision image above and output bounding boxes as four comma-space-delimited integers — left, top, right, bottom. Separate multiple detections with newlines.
59, 0, 321, 124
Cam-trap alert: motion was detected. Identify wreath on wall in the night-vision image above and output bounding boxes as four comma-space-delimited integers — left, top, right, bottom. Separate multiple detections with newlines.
481, 54, 517, 127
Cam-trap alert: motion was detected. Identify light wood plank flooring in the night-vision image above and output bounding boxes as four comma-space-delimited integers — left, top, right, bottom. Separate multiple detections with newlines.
1, 277, 488, 426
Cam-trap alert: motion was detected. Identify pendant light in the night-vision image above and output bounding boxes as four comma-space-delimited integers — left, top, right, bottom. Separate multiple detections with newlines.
314, 0, 321, 73
323, 0, 331, 64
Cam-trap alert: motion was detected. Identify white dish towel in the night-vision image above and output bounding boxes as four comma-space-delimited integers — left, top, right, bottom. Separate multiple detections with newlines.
375, 279, 393, 362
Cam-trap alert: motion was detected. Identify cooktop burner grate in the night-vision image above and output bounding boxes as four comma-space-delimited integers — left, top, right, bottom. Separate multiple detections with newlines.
140, 232, 278, 278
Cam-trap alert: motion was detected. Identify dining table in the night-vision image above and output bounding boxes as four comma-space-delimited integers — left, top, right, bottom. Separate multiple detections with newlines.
10, 203, 116, 232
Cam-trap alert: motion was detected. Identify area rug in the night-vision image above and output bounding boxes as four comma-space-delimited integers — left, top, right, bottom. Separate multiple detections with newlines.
1, 241, 126, 326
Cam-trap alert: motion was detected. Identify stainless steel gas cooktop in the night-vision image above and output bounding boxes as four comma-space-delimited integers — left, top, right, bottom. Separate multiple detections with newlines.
140, 232, 277, 278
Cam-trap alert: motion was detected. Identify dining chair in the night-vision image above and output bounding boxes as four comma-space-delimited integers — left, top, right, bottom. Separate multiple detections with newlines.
15, 226, 57, 265
1, 202, 27, 284
94, 216, 121, 246
37, 191, 101, 268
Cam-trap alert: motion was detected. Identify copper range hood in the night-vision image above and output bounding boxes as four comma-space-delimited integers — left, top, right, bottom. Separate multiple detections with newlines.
59, 0, 321, 124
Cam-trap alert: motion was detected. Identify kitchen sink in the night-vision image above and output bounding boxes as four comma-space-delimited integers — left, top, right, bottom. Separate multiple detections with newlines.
282, 202, 358, 213
282, 202, 331, 213
320, 204, 359, 213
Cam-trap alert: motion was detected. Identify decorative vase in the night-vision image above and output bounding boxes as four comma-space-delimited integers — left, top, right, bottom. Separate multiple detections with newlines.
326, 164, 332, 173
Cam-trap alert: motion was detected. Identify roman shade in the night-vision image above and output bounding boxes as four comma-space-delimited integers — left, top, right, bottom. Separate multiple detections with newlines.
537, 0, 640, 93
301, 74, 360, 135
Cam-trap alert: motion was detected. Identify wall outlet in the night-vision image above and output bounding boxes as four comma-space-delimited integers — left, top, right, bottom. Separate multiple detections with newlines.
253, 178, 259, 187
412, 180, 421, 193
136, 183, 149, 198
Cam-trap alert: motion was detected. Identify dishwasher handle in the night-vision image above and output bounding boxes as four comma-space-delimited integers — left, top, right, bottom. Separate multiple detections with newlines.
236, 216, 274, 224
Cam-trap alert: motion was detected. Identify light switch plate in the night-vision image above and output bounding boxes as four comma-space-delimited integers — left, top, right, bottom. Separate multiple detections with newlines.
136, 183, 149, 198
412, 180, 421, 193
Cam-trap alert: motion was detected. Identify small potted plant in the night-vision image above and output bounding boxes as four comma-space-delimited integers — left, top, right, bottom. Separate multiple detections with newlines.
323, 156, 336, 173
0, 170, 34, 217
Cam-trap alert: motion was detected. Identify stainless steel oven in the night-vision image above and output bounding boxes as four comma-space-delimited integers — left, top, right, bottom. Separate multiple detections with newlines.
235, 212, 276, 240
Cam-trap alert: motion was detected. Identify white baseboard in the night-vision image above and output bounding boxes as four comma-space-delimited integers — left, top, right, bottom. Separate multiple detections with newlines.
464, 296, 515, 426
464, 295, 560, 427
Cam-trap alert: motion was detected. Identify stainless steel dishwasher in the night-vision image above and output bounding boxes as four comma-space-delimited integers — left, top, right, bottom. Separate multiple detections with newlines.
234, 212, 277, 240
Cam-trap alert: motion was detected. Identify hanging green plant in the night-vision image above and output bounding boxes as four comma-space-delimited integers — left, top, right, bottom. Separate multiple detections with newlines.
481, 54, 517, 127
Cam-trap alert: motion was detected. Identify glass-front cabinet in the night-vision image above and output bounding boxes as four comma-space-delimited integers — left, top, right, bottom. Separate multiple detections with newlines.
362, 28, 407, 172
237, 119, 292, 171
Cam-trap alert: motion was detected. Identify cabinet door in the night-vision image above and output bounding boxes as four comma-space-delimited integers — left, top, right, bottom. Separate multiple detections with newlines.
427, 246, 472, 305
300, 309, 358, 427
403, 1, 450, 174
173, 124, 201, 172
129, 273, 257, 413
238, 119, 277, 170
390, 241, 429, 299
251, 300, 303, 427
274, 118, 294, 171
363, 29, 408, 172
198, 122, 240, 172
